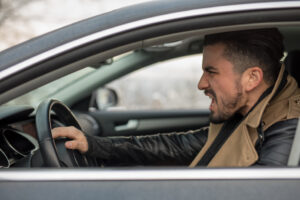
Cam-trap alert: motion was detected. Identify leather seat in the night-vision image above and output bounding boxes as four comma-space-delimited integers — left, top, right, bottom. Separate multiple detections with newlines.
284, 50, 300, 85
285, 50, 300, 166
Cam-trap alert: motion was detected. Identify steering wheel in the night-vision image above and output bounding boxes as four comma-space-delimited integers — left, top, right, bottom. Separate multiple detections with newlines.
35, 99, 90, 167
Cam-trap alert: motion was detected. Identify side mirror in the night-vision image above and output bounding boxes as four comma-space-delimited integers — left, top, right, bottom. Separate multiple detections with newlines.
91, 87, 118, 110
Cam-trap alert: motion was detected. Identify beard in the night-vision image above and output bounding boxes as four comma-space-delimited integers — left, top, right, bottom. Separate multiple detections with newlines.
206, 82, 243, 124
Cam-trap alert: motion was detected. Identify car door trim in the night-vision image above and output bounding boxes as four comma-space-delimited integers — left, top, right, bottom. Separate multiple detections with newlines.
1, 1, 300, 81
1, 168, 300, 181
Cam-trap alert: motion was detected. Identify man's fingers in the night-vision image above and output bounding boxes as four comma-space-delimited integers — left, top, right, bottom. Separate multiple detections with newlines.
65, 140, 76, 149
52, 126, 79, 139
51, 126, 88, 153
65, 140, 88, 153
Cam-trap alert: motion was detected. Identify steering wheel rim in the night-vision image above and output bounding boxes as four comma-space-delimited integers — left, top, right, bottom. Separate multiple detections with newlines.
35, 99, 88, 167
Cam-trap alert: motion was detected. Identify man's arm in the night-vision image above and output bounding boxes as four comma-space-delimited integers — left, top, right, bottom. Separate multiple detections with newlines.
52, 127, 208, 166
255, 118, 297, 166
85, 129, 208, 166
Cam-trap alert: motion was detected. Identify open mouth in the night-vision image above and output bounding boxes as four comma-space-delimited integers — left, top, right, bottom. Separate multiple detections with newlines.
208, 96, 216, 111
205, 90, 216, 111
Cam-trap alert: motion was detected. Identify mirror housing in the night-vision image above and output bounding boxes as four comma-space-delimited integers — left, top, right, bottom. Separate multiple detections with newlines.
90, 87, 118, 110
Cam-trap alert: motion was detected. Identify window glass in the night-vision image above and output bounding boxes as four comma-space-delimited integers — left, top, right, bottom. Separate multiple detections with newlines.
5, 67, 95, 107
107, 54, 210, 110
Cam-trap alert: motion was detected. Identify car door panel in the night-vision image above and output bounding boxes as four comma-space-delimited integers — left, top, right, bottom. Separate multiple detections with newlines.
2, 168, 300, 200
90, 110, 210, 136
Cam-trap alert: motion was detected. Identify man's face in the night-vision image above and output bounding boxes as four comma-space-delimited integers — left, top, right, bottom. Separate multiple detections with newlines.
198, 43, 245, 123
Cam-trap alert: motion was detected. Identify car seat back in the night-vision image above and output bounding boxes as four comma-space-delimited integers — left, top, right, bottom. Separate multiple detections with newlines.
288, 117, 300, 166
284, 50, 300, 86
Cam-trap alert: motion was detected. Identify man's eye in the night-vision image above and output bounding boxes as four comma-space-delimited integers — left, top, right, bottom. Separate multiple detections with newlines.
207, 70, 216, 74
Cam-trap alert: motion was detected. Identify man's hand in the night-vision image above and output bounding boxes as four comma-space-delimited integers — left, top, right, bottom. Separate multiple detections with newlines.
52, 126, 88, 153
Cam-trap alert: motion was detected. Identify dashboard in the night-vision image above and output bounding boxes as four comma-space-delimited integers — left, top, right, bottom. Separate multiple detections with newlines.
0, 105, 39, 168
0, 105, 100, 168
0, 124, 38, 168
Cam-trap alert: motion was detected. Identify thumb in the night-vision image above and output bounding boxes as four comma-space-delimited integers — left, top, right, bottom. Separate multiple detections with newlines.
65, 140, 88, 153
65, 140, 77, 150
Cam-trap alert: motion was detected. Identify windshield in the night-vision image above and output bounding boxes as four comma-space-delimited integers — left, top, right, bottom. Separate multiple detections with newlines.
5, 67, 95, 108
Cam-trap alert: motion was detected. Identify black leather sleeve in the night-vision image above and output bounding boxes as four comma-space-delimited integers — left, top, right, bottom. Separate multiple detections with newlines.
254, 118, 297, 166
85, 128, 208, 166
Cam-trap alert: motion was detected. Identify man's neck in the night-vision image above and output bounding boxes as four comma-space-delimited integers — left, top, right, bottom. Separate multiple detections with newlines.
240, 83, 271, 116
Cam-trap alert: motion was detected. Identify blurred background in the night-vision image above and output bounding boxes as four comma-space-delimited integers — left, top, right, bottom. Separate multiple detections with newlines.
0, 0, 150, 51
1, 0, 210, 110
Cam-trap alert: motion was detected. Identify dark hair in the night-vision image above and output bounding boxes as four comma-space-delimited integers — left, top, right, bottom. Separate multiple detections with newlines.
203, 28, 284, 84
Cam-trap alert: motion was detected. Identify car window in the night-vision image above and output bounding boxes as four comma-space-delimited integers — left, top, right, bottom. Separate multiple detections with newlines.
106, 54, 210, 110
5, 67, 95, 108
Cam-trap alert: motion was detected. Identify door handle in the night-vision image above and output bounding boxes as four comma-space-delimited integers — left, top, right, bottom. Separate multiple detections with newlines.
115, 120, 138, 131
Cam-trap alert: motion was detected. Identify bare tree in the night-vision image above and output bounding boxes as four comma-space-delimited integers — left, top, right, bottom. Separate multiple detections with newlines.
0, 0, 41, 51
0, 0, 39, 26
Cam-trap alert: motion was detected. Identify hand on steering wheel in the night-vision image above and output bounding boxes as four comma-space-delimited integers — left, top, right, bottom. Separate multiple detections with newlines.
52, 126, 88, 153
35, 99, 91, 167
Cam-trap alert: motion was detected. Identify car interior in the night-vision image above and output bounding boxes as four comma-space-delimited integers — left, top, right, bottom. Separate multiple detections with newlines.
0, 24, 300, 168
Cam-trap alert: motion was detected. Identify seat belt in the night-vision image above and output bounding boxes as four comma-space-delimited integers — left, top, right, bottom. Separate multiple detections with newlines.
197, 114, 242, 166
287, 117, 300, 166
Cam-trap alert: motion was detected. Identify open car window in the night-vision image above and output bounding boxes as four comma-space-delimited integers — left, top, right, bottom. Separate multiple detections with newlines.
106, 54, 210, 110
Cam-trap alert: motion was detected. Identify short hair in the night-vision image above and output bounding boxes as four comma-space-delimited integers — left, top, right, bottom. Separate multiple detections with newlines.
203, 28, 284, 84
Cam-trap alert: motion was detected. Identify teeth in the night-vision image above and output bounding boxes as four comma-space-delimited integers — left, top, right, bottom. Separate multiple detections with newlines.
211, 97, 215, 104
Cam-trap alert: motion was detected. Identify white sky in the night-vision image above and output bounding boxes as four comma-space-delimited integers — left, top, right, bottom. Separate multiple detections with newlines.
0, 0, 152, 51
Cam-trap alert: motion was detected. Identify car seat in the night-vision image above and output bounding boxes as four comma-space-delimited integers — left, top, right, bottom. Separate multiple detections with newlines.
285, 50, 300, 166
284, 50, 300, 85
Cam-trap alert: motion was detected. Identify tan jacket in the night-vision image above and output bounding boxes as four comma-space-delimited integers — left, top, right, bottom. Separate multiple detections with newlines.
190, 65, 300, 167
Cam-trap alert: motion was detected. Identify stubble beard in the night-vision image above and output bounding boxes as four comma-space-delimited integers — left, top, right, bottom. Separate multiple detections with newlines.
209, 82, 243, 124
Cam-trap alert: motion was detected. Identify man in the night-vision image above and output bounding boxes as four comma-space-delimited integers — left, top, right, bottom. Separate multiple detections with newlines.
52, 28, 300, 167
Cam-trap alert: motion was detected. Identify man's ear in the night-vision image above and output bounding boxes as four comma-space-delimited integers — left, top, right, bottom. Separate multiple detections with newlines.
243, 67, 263, 92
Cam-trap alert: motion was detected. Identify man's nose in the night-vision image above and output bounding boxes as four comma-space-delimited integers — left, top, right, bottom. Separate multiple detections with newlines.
198, 74, 209, 90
